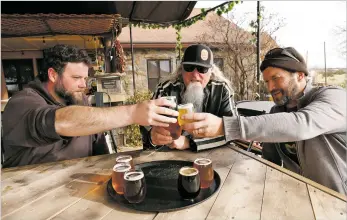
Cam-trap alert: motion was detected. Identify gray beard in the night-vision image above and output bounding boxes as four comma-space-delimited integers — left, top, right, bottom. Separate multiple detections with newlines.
272, 77, 301, 107
182, 82, 205, 112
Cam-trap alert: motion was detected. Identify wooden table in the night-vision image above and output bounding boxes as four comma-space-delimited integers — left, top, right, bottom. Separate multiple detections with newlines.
2, 144, 346, 220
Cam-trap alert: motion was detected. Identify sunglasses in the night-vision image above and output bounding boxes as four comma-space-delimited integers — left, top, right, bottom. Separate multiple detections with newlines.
265, 48, 300, 63
183, 64, 210, 74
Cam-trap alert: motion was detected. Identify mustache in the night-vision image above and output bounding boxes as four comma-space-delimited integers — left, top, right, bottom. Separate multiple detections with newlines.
271, 89, 284, 96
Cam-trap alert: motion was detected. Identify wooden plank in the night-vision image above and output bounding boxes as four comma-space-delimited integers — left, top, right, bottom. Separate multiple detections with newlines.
1, 151, 148, 220
206, 154, 266, 220
307, 185, 347, 220
260, 167, 315, 220
154, 167, 230, 220
1, 151, 145, 217
46, 151, 167, 220
2, 177, 109, 220
206, 146, 239, 169
1, 164, 40, 181
46, 149, 213, 220
228, 144, 347, 201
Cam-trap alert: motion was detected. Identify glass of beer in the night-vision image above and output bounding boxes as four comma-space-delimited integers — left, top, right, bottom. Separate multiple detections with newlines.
177, 166, 200, 200
193, 158, 214, 189
178, 103, 195, 126
112, 163, 132, 194
116, 155, 134, 169
123, 168, 147, 204
162, 96, 182, 140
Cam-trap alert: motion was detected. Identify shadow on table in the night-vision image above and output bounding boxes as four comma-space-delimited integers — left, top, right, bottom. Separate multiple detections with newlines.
66, 172, 154, 214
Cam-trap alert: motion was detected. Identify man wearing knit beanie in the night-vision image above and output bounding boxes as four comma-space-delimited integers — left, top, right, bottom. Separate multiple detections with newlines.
180, 46, 347, 195
260, 47, 309, 107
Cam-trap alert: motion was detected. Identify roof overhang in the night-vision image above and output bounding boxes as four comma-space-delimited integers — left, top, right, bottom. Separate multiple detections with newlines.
1, 1, 197, 38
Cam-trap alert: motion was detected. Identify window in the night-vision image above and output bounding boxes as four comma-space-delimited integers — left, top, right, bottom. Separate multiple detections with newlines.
2, 59, 35, 97
147, 59, 171, 92
214, 58, 224, 71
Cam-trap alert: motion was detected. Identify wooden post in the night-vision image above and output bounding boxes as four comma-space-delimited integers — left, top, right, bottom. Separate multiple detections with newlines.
1, 61, 9, 100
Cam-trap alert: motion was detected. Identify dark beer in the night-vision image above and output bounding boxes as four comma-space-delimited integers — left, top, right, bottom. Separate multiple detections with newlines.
116, 155, 134, 169
123, 170, 146, 203
177, 167, 200, 200
193, 158, 214, 189
162, 96, 182, 140
112, 163, 131, 194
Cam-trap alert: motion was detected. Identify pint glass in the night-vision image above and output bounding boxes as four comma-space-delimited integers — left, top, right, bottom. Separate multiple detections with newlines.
177, 167, 200, 200
116, 155, 134, 169
162, 96, 182, 140
177, 103, 194, 126
123, 168, 147, 203
193, 158, 214, 189
112, 163, 132, 194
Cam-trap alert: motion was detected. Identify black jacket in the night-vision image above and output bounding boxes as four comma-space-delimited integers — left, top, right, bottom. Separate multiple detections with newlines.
142, 77, 236, 151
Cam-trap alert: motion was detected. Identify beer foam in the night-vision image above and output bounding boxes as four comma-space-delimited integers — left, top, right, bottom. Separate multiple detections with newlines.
194, 158, 212, 166
113, 163, 131, 172
124, 171, 144, 181
179, 167, 199, 176
116, 156, 132, 163
178, 103, 194, 110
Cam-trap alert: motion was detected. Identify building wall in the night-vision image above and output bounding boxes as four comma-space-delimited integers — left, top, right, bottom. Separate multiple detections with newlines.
122, 48, 228, 96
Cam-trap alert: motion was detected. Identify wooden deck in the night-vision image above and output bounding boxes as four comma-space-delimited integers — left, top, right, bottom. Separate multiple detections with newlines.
1, 144, 346, 220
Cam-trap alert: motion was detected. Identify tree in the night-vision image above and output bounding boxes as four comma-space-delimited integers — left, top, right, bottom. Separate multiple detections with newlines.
334, 22, 346, 57
197, 6, 285, 101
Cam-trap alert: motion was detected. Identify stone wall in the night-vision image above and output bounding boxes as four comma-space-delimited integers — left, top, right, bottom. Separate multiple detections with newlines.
121, 48, 228, 96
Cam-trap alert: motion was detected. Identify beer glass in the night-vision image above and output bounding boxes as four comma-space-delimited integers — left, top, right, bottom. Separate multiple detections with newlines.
112, 163, 132, 194
123, 168, 147, 203
177, 166, 200, 200
162, 96, 182, 140
116, 155, 134, 169
177, 103, 194, 126
193, 158, 214, 189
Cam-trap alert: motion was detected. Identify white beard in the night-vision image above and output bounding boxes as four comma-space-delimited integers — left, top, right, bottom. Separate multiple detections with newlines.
182, 82, 205, 112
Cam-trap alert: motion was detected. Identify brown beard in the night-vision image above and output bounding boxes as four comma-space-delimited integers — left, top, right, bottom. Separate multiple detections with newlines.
54, 78, 84, 106
271, 76, 301, 106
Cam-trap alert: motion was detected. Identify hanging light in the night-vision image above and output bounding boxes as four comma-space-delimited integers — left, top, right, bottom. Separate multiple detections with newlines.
42, 36, 46, 45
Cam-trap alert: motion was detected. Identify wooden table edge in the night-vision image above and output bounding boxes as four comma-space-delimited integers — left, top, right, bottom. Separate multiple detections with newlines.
1, 149, 144, 172
228, 144, 347, 202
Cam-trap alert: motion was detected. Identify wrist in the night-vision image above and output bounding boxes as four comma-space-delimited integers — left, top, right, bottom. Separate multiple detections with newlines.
148, 127, 158, 147
128, 104, 137, 125
217, 118, 224, 136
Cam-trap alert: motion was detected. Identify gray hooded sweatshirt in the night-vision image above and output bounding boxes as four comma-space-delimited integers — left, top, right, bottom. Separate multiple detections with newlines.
223, 84, 347, 195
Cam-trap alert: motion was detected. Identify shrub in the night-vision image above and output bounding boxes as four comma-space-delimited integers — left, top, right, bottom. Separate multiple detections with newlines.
124, 90, 153, 147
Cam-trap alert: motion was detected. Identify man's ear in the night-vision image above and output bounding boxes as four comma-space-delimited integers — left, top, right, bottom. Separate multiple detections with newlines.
297, 72, 305, 81
47, 68, 58, 83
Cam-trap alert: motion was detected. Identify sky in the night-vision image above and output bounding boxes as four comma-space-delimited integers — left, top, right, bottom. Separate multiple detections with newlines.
195, 1, 346, 69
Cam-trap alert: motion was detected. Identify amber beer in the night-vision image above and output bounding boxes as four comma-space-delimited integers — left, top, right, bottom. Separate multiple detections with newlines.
116, 155, 134, 169
177, 103, 194, 126
162, 96, 182, 140
112, 163, 131, 194
177, 167, 200, 200
124, 169, 147, 203
193, 158, 214, 189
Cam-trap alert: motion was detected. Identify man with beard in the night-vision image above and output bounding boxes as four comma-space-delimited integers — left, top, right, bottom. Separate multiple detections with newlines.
142, 44, 236, 151
2, 44, 178, 167
181, 47, 347, 195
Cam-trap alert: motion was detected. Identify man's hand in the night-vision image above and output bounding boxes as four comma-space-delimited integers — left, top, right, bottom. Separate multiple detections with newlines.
181, 113, 224, 138
132, 98, 178, 127
169, 136, 190, 150
150, 126, 173, 146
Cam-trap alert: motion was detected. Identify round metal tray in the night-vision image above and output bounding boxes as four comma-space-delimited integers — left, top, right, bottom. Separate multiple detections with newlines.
107, 160, 221, 212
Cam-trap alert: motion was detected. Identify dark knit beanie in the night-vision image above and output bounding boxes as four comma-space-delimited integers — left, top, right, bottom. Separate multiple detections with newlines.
260, 47, 309, 76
